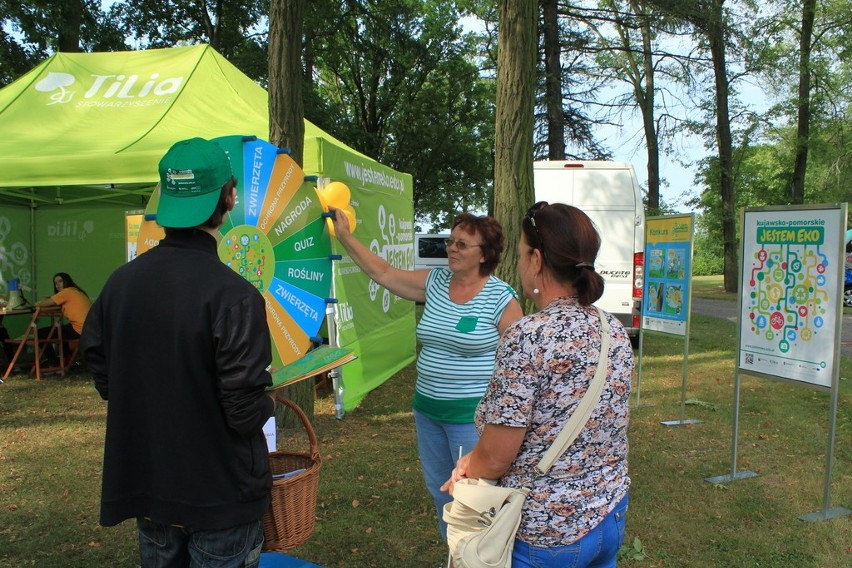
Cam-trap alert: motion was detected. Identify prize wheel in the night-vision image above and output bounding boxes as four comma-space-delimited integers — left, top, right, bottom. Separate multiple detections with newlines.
214, 135, 333, 369
134, 135, 349, 370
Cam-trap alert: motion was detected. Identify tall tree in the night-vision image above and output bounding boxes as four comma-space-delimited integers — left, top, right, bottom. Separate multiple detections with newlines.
58, 0, 83, 52
541, 0, 566, 160
493, 0, 537, 297
789, 0, 816, 204
650, 0, 738, 291
268, 0, 313, 418
536, 1, 611, 161
575, 0, 666, 211
703, 0, 737, 293
268, 0, 305, 165
628, 0, 662, 212
726, 0, 850, 205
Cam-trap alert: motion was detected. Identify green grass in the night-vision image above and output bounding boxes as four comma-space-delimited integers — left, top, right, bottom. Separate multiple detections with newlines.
1, 298, 850, 566
691, 274, 738, 301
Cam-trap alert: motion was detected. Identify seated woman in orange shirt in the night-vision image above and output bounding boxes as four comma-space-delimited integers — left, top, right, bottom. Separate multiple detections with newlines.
36, 272, 92, 368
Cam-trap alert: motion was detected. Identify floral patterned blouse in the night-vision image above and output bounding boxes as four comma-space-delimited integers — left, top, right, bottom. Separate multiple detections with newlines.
475, 296, 633, 547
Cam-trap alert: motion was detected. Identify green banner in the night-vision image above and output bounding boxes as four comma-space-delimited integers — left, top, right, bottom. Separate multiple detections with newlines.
34, 206, 126, 300
314, 139, 416, 411
0, 207, 34, 337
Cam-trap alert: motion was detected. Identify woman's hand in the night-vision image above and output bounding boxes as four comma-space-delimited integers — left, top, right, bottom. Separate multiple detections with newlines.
440, 453, 471, 495
328, 206, 352, 240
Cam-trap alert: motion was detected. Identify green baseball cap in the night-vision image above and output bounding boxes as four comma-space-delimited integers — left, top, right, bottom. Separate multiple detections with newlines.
157, 137, 233, 228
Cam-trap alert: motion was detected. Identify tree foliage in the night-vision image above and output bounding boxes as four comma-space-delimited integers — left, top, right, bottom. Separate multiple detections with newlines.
537, 0, 611, 162
107, 0, 269, 83
304, 0, 497, 230
4, 0, 851, 260
0, 0, 125, 86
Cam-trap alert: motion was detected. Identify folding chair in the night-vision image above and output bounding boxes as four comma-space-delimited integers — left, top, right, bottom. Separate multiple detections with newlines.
3, 306, 66, 381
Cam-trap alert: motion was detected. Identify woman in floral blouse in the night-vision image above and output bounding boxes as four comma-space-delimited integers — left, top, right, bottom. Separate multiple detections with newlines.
442, 202, 634, 568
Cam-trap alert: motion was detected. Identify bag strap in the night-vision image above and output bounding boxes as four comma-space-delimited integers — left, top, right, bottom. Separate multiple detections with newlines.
535, 306, 611, 475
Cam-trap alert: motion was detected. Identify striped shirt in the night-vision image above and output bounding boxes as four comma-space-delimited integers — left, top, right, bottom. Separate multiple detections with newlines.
413, 268, 517, 423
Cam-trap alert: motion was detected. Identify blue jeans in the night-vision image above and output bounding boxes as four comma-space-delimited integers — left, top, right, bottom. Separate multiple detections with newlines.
137, 517, 263, 568
413, 409, 480, 542
511, 495, 628, 568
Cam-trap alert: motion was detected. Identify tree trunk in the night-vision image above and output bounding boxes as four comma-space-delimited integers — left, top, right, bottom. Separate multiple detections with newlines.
275, 379, 314, 428
706, 1, 737, 293
494, 0, 538, 300
541, 0, 565, 160
790, 0, 816, 205
268, 0, 306, 167
268, 0, 312, 423
631, 0, 659, 212
58, 0, 82, 52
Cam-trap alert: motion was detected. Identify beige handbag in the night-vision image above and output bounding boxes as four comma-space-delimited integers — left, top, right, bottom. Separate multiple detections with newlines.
443, 307, 611, 568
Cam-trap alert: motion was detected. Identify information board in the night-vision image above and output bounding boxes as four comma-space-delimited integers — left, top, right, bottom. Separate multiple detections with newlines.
642, 214, 694, 336
738, 205, 846, 388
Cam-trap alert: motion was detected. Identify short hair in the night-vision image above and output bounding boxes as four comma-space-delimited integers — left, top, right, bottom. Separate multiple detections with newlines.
201, 177, 237, 229
452, 212, 505, 276
165, 177, 236, 238
521, 203, 604, 305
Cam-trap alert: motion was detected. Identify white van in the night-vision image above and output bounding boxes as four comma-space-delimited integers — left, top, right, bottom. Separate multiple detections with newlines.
533, 161, 645, 343
414, 233, 450, 270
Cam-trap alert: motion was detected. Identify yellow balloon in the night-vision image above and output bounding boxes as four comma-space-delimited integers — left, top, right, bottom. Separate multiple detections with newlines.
321, 181, 351, 209
314, 188, 328, 210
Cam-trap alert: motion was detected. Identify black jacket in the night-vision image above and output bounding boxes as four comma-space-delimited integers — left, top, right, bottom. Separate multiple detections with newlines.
81, 229, 273, 530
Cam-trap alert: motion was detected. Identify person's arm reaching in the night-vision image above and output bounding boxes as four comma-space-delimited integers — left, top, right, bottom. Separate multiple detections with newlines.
329, 206, 429, 303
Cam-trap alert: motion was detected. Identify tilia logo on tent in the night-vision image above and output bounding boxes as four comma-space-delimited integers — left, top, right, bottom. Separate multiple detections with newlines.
35, 71, 184, 106
46, 220, 95, 241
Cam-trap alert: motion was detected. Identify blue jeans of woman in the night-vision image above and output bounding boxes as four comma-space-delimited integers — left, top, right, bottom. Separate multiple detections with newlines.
137, 517, 263, 568
511, 495, 629, 568
413, 409, 480, 542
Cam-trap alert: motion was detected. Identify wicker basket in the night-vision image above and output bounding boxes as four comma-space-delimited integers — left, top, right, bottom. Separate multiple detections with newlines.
262, 396, 322, 552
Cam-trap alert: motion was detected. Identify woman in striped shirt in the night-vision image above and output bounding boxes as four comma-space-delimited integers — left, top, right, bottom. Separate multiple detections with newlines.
329, 209, 522, 540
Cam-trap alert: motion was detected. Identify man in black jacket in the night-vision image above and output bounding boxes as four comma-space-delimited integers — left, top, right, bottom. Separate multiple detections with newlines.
81, 137, 273, 567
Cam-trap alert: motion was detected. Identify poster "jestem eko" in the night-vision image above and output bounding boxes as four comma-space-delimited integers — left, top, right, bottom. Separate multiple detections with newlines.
738, 206, 845, 389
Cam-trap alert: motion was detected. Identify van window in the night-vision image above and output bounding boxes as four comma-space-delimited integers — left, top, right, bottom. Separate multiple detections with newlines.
414, 234, 449, 270
418, 237, 448, 259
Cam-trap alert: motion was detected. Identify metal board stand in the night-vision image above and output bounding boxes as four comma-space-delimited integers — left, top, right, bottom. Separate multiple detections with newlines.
705, 371, 757, 484
324, 243, 346, 420
631, 328, 655, 409
709, 205, 851, 522
798, 374, 851, 521
660, 331, 700, 427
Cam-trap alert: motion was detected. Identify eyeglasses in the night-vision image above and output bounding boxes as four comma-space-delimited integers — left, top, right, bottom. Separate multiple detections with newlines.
524, 201, 548, 243
445, 237, 482, 251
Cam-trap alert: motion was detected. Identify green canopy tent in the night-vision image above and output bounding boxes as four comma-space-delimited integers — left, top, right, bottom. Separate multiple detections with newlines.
0, 44, 415, 410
